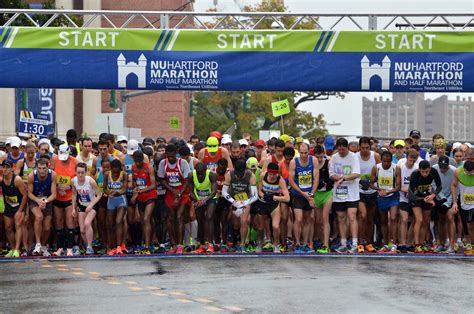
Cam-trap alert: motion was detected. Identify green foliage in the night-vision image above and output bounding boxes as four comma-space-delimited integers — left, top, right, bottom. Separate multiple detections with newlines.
0, 0, 83, 27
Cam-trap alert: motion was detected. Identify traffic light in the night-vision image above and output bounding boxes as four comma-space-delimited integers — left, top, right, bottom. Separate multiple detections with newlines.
189, 97, 197, 117
243, 92, 251, 112
109, 90, 117, 108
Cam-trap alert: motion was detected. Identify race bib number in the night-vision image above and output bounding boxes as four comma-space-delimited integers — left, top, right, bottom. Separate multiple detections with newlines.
79, 194, 91, 204
336, 186, 349, 200
464, 194, 474, 205
417, 184, 431, 195
5, 195, 19, 206
57, 175, 71, 186
206, 162, 218, 173
379, 177, 393, 189
136, 178, 146, 188
298, 174, 312, 189
234, 192, 248, 201
197, 190, 210, 199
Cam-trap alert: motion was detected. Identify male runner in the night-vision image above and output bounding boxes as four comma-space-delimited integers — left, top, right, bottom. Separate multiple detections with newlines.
76, 137, 96, 175
198, 136, 232, 172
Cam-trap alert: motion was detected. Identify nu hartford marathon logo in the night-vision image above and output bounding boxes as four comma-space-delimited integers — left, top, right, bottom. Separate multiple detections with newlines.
360, 55, 463, 92
116, 53, 219, 89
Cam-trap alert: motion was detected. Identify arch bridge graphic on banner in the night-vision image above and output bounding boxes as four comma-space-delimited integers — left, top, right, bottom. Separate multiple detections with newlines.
0, 9, 472, 93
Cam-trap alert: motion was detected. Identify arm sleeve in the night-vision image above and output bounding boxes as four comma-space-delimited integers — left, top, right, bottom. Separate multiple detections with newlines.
221, 184, 235, 204
408, 172, 422, 202
157, 160, 165, 179
180, 159, 191, 178
432, 169, 442, 195
242, 185, 258, 206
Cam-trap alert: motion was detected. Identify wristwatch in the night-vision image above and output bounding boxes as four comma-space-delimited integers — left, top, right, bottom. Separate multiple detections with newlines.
308, 192, 314, 197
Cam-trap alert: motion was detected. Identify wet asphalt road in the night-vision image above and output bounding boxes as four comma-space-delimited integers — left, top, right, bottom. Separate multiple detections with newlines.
0, 256, 472, 313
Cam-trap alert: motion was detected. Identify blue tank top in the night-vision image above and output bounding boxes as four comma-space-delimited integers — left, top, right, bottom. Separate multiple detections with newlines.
124, 154, 134, 175
96, 155, 114, 173
33, 169, 53, 197
292, 157, 314, 194
8, 152, 24, 165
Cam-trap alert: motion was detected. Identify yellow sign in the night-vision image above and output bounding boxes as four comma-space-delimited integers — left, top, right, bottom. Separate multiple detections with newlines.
271, 99, 290, 117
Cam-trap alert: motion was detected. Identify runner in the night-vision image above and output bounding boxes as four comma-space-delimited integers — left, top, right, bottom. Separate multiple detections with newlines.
280, 146, 295, 251
198, 136, 233, 172
104, 159, 128, 255
288, 143, 319, 253
131, 150, 157, 254
27, 158, 57, 256
408, 160, 442, 253
153, 152, 168, 253
6, 137, 24, 175
450, 150, 474, 255
255, 162, 289, 253
254, 139, 267, 162
52, 144, 77, 256
222, 159, 258, 252
397, 149, 419, 253
329, 138, 361, 254
392, 140, 406, 165
357, 137, 381, 252
72, 163, 102, 255
313, 145, 333, 253
188, 162, 218, 253
262, 139, 285, 172
370, 151, 401, 252
409, 130, 429, 160
213, 158, 231, 251
432, 156, 455, 253
0, 159, 28, 258
76, 137, 96, 175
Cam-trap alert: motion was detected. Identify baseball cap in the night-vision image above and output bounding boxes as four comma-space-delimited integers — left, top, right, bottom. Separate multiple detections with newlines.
58, 144, 70, 161
221, 137, 232, 145
295, 137, 303, 144
464, 142, 472, 148
438, 156, 450, 168
142, 137, 155, 146
394, 140, 405, 148
239, 139, 249, 147
269, 131, 279, 139
127, 139, 139, 155
452, 142, 462, 150
210, 131, 222, 139
280, 134, 292, 143
10, 137, 21, 148
117, 135, 128, 143
434, 138, 446, 148
324, 135, 335, 150
246, 157, 258, 170
206, 137, 219, 153
255, 139, 265, 147
234, 159, 246, 175
410, 130, 421, 138
1, 159, 13, 168
38, 138, 50, 147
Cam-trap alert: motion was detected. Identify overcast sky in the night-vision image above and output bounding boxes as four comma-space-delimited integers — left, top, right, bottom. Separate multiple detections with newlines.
193, 0, 474, 135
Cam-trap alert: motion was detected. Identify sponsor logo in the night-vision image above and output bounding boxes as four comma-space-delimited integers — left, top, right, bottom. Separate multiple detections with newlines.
117, 53, 147, 88
361, 55, 391, 91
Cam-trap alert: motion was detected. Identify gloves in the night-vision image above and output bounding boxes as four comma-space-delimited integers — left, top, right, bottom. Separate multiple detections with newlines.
360, 180, 370, 191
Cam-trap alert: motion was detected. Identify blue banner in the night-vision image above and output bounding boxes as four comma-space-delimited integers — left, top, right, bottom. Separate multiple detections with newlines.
16, 88, 55, 137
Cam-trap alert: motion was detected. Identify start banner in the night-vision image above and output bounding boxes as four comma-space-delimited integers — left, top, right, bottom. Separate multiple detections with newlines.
0, 27, 472, 92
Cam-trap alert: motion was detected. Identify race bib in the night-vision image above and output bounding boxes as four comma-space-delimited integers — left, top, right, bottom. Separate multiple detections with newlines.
136, 178, 146, 188
57, 175, 71, 186
336, 186, 349, 200
464, 194, 474, 205
379, 177, 393, 189
197, 190, 211, 199
206, 162, 218, 173
5, 195, 19, 206
234, 192, 248, 201
298, 174, 312, 189
79, 194, 91, 204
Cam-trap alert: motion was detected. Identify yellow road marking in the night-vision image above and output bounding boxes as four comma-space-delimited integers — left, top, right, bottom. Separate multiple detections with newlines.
223, 306, 245, 312
88, 272, 100, 275
170, 292, 187, 296
177, 299, 193, 303
56, 264, 67, 267
40, 264, 53, 268
70, 267, 83, 271
56, 268, 68, 271
145, 286, 161, 290
107, 281, 121, 285
72, 272, 84, 276
205, 306, 224, 312
90, 277, 101, 281
128, 287, 144, 291
194, 298, 214, 303
151, 292, 168, 297
125, 281, 138, 285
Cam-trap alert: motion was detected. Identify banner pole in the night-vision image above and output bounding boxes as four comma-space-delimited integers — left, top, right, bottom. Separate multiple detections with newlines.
281, 115, 284, 134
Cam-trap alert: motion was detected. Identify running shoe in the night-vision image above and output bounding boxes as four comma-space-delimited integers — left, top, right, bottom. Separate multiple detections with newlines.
72, 245, 81, 256
5, 250, 14, 257
313, 240, 323, 250
236, 245, 246, 253
176, 245, 184, 254
293, 245, 304, 253
389, 244, 398, 254
357, 245, 365, 253
20, 250, 28, 257
12, 250, 20, 258
206, 243, 215, 253
107, 248, 118, 256
85, 246, 94, 255
399, 245, 408, 254
348, 245, 358, 254
141, 248, 151, 255
335, 245, 348, 253
246, 244, 256, 253
303, 245, 315, 253
66, 248, 73, 257
41, 246, 51, 257
273, 245, 280, 253
53, 248, 64, 256
255, 244, 262, 253
365, 244, 376, 253
32, 243, 42, 256
262, 242, 273, 252
422, 244, 430, 253
195, 245, 206, 254
377, 245, 389, 253
414, 245, 424, 253
279, 244, 286, 253
317, 246, 330, 254
96, 248, 108, 255
445, 247, 455, 254
434, 246, 446, 253
157, 245, 167, 254
167, 246, 177, 254
120, 243, 127, 252
219, 244, 228, 253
